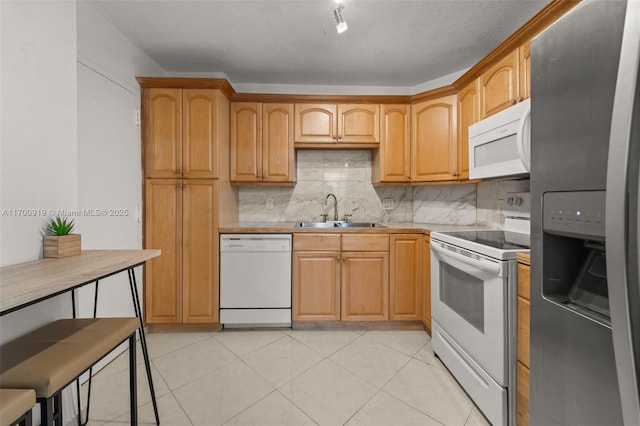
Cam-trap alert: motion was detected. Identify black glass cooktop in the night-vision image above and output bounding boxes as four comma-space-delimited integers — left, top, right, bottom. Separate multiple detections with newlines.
440, 230, 530, 250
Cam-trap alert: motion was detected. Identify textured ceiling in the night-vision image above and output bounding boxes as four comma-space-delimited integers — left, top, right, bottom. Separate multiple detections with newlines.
87, 0, 549, 88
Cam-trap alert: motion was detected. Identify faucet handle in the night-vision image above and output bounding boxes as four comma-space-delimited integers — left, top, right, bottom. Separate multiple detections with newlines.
342, 213, 353, 222
320, 213, 328, 222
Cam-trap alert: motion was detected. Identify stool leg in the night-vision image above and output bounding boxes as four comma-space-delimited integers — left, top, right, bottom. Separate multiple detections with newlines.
128, 268, 159, 425
129, 333, 138, 426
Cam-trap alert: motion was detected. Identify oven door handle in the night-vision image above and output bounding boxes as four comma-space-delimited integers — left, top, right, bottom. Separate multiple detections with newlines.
431, 242, 501, 275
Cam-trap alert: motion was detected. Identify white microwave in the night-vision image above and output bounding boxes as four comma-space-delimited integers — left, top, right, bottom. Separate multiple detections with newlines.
468, 98, 531, 180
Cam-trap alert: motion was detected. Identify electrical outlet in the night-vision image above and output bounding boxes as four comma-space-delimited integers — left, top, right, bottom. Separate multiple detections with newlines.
134, 109, 141, 126
382, 198, 395, 210
266, 198, 274, 210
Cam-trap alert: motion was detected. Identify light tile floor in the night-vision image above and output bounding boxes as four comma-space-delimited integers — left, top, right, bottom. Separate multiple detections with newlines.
85, 330, 491, 426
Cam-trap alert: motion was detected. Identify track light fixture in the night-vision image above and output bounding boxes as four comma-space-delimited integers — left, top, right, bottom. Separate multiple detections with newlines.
333, 3, 348, 34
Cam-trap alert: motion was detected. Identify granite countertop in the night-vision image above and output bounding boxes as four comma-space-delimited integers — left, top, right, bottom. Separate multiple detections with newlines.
218, 222, 491, 235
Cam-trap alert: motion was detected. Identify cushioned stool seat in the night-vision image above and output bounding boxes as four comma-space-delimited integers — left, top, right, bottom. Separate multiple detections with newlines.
0, 318, 139, 425
0, 389, 36, 426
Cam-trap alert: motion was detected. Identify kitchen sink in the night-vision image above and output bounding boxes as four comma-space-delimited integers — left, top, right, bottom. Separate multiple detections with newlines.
296, 221, 387, 228
339, 222, 387, 228
297, 222, 340, 228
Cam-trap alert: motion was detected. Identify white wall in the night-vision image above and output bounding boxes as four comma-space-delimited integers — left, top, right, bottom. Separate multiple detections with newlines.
75, 1, 164, 320
0, 0, 78, 338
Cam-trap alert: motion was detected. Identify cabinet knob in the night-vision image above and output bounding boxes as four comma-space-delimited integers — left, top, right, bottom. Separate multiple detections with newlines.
333, 134, 338, 141
516, 96, 524, 102
452, 172, 459, 177
510, 98, 517, 105
338, 135, 343, 140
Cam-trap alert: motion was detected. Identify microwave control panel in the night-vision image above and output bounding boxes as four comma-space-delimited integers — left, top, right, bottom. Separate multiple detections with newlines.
543, 191, 605, 240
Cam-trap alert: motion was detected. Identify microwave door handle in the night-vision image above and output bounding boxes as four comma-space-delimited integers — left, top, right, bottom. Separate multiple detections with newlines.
431, 242, 501, 275
516, 102, 531, 171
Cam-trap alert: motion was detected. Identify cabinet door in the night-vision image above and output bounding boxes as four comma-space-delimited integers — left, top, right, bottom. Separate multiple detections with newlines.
144, 88, 182, 178
182, 180, 218, 323
411, 94, 458, 182
263, 103, 295, 182
374, 104, 410, 183
182, 89, 218, 178
457, 80, 480, 180
480, 51, 519, 118
519, 41, 531, 101
294, 104, 337, 143
390, 234, 422, 321
292, 251, 341, 321
231, 102, 262, 182
517, 361, 530, 426
338, 104, 379, 143
145, 179, 183, 323
341, 252, 389, 321
422, 236, 431, 330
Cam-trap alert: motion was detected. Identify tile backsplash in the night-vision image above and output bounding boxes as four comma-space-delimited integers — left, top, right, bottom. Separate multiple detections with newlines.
237, 149, 529, 226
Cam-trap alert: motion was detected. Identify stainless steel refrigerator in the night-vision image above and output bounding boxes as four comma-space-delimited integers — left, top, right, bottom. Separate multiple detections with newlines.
530, 0, 640, 425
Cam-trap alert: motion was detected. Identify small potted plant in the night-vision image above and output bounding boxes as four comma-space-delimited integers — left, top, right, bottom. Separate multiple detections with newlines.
43, 216, 81, 258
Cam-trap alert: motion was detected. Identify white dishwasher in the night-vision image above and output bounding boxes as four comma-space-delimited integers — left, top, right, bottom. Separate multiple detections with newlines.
220, 234, 292, 328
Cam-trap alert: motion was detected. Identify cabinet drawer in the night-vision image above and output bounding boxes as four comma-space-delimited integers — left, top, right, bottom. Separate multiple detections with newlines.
294, 234, 341, 251
518, 296, 530, 368
342, 234, 389, 251
517, 361, 530, 426
518, 263, 530, 300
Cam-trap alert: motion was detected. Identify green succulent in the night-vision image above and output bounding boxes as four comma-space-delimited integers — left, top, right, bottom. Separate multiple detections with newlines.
46, 216, 76, 236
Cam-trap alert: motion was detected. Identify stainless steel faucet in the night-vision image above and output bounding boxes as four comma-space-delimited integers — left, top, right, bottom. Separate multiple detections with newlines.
324, 193, 338, 221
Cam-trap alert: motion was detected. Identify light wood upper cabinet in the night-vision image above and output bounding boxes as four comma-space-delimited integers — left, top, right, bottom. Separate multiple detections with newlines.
372, 104, 411, 184
480, 51, 519, 119
457, 80, 480, 181
390, 234, 422, 321
144, 88, 220, 179
231, 102, 262, 182
422, 235, 432, 331
295, 104, 337, 143
145, 89, 182, 178
519, 41, 531, 101
231, 102, 294, 183
411, 94, 458, 182
145, 179, 219, 324
338, 104, 379, 143
295, 103, 379, 145
263, 104, 295, 182
182, 90, 220, 178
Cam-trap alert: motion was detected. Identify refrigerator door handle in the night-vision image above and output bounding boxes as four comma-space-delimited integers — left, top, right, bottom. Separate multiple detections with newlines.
516, 102, 531, 172
606, 1, 640, 425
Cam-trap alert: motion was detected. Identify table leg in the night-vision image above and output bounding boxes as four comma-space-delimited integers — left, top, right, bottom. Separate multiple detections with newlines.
72, 281, 100, 426
128, 267, 160, 425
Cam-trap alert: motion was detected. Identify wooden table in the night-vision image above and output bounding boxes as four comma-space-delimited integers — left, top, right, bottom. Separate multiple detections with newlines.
0, 249, 161, 424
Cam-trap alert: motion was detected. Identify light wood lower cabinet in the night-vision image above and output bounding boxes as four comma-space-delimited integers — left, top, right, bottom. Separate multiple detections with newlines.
342, 251, 389, 321
145, 179, 219, 324
422, 235, 432, 331
292, 251, 341, 321
390, 234, 422, 321
516, 252, 531, 426
292, 233, 390, 322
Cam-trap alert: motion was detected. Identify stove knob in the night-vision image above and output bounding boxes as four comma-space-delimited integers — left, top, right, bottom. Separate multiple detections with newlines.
507, 197, 514, 206
515, 197, 523, 206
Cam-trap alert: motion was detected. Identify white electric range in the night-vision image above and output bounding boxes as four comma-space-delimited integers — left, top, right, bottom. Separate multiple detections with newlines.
430, 192, 530, 426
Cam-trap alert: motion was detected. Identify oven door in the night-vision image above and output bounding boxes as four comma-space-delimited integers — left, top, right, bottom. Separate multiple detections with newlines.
431, 238, 509, 385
